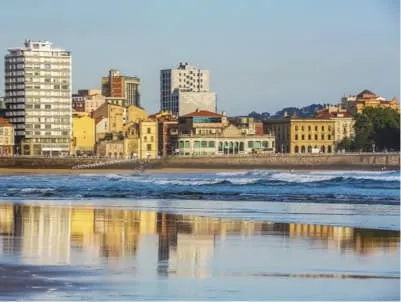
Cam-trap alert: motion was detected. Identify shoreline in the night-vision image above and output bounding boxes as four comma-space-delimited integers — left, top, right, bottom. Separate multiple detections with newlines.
0, 166, 398, 175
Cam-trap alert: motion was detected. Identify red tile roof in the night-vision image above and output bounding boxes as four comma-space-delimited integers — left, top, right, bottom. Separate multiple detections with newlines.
182, 110, 222, 117
315, 110, 352, 118
95, 116, 106, 125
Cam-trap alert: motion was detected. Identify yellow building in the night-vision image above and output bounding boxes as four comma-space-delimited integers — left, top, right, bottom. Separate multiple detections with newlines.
139, 120, 158, 159
316, 109, 355, 150
342, 89, 399, 115
96, 139, 125, 158
92, 102, 126, 134
72, 112, 95, 154
263, 117, 335, 154
0, 118, 14, 156
123, 122, 140, 158
127, 105, 148, 123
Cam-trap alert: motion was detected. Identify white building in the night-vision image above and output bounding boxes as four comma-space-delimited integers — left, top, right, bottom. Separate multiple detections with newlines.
160, 62, 216, 116
4, 40, 72, 155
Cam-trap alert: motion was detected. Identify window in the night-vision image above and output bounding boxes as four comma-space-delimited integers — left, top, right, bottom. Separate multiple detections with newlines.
248, 141, 254, 148
301, 135, 305, 140
308, 134, 311, 140
295, 126, 298, 131
328, 135, 331, 140
308, 126, 311, 131
301, 126, 304, 131
147, 128, 151, 134
315, 126, 318, 131
315, 134, 318, 140
208, 141, 215, 148
321, 126, 324, 131
201, 141, 208, 148
147, 144, 152, 151
295, 134, 298, 140
321, 134, 325, 140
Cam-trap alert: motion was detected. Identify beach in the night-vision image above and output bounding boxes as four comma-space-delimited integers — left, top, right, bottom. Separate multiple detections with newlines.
0, 167, 399, 300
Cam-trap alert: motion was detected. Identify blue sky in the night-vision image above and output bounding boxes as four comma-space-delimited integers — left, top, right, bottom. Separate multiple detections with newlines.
0, 0, 399, 115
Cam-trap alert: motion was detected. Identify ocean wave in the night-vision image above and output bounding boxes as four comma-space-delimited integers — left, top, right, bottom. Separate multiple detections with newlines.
20, 188, 55, 193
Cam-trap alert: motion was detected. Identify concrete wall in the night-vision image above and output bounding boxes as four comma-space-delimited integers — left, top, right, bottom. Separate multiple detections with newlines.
161, 153, 400, 170
0, 153, 398, 170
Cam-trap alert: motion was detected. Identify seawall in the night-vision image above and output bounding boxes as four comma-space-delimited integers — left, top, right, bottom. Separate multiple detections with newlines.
160, 153, 400, 170
0, 153, 398, 171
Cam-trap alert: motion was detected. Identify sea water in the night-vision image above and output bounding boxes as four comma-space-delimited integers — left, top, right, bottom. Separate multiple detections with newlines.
0, 169, 399, 300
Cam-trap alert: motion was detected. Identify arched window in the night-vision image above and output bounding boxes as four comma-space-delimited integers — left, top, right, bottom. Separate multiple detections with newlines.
321, 145, 326, 153
328, 145, 332, 153
239, 142, 244, 151
295, 134, 298, 140
307, 146, 312, 153
295, 146, 299, 153
301, 146, 306, 153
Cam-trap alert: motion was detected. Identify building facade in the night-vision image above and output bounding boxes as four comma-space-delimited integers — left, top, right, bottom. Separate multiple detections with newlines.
72, 89, 105, 114
92, 102, 127, 134
101, 69, 140, 107
139, 120, 158, 159
72, 112, 95, 155
263, 117, 336, 154
0, 117, 14, 156
176, 110, 275, 156
160, 62, 216, 116
4, 40, 72, 155
341, 89, 399, 115
315, 108, 355, 150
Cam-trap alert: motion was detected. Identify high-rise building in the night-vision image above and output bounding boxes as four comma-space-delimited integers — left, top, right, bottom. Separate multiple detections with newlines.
160, 62, 217, 117
4, 40, 72, 155
101, 69, 140, 107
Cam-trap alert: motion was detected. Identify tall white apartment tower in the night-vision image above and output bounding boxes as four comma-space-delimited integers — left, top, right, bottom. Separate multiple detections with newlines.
4, 40, 72, 155
160, 62, 216, 116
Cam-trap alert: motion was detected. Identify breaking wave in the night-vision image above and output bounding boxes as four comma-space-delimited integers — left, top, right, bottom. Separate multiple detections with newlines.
0, 170, 398, 204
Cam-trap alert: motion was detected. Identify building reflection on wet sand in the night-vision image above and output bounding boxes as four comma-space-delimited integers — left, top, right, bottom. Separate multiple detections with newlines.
0, 204, 399, 272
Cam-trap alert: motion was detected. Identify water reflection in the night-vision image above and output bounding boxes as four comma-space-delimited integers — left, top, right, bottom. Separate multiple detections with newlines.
0, 203, 399, 271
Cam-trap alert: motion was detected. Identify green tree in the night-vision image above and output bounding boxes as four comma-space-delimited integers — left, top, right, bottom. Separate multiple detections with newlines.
338, 137, 352, 151
353, 107, 400, 152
